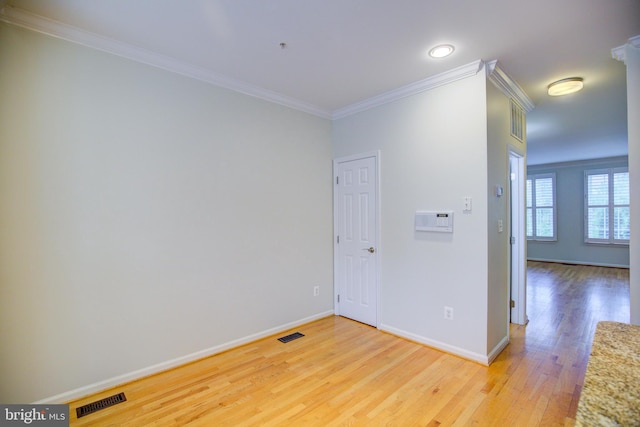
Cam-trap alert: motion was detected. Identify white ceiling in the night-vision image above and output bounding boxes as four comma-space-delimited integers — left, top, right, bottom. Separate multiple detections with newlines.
2, 0, 639, 165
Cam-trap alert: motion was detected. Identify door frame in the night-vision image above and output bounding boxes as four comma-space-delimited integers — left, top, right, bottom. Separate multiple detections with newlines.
509, 148, 527, 325
333, 151, 381, 327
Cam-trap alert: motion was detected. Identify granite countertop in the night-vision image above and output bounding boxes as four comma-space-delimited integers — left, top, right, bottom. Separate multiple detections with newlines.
576, 321, 640, 426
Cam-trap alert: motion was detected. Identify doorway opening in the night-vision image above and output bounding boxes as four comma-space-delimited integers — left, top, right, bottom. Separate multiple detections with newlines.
509, 150, 527, 325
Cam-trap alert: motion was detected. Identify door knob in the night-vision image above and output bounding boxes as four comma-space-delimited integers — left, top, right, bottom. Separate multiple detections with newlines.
362, 247, 375, 253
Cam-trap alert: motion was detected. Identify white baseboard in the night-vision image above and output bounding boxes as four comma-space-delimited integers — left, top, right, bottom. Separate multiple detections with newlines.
34, 310, 335, 404
487, 335, 510, 364
379, 323, 492, 366
527, 257, 629, 268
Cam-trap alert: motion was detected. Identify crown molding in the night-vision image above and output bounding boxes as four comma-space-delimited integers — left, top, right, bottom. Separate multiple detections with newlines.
0, 5, 538, 121
612, 35, 640, 64
485, 60, 535, 112
332, 60, 484, 119
527, 155, 628, 170
0, 5, 333, 119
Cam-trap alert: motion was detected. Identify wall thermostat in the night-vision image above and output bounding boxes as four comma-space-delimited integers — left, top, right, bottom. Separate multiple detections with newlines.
415, 211, 453, 233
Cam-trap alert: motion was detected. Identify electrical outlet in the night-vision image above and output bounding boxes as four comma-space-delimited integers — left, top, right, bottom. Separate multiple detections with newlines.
444, 306, 454, 320
313, 286, 320, 297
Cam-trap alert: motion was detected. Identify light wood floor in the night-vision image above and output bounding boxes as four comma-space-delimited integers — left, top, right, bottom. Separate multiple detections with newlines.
67, 262, 630, 426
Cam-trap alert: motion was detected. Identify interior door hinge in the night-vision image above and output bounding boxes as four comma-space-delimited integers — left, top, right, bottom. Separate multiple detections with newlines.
510, 236, 516, 244
336, 176, 339, 185
337, 294, 340, 303
337, 235, 340, 244
510, 300, 515, 308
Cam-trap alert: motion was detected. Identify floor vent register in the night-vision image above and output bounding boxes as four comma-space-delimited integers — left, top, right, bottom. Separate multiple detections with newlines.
278, 332, 305, 343
76, 392, 127, 418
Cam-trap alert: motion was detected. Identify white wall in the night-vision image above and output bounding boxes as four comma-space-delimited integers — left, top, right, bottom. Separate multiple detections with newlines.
333, 68, 491, 360
486, 82, 526, 352
625, 41, 640, 325
0, 23, 334, 403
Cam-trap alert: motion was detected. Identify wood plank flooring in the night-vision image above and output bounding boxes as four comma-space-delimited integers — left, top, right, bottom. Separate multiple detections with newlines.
67, 262, 630, 426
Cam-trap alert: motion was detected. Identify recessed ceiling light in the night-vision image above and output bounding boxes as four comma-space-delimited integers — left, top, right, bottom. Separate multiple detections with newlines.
429, 44, 455, 58
547, 77, 583, 96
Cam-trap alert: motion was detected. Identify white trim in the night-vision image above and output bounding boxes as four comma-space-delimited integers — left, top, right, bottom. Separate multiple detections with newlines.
333, 151, 381, 164
486, 60, 535, 112
0, 5, 535, 123
509, 148, 527, 326
33, 310, 334, 404
527, 257, 630, 269
379, 324, 492, 366
0, 5, 332, 119
487, 335, 510, 364
528, 155, 628, 170
612, 35, 640, 63
332, 60, 485, 119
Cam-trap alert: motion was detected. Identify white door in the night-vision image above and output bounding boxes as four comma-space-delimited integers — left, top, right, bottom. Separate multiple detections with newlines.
334, 153, 378, 327
509, 151, 527, 325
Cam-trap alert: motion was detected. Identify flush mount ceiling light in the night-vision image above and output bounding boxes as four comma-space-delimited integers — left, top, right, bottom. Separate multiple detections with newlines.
547, 77, 584, 96
428, 44, 455, 58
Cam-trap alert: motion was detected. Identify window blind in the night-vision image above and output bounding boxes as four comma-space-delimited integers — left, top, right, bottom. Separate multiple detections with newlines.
585, 168, 629, 243
526, 173, 556, 241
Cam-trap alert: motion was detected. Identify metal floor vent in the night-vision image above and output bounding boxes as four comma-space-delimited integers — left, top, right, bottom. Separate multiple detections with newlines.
76, 392, 127, 418
278, 332, 305, 343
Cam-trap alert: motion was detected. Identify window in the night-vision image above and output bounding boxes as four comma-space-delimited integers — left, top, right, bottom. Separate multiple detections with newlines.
526, 173, 556, 241
585, 168, 629, 244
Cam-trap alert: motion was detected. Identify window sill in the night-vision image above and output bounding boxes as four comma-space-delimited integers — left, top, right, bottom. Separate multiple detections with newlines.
584, 241, 630, 247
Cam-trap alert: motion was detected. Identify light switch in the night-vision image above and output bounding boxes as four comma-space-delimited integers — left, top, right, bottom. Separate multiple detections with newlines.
464, 197, 472, 212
